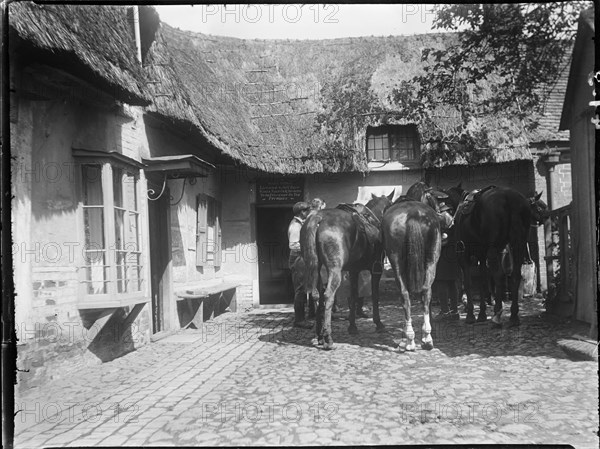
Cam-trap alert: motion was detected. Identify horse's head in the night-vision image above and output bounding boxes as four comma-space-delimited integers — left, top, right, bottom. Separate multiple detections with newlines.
444, 182, 465, 212
529, 191, 548, 225
405, 181, 448, 213
366, 190, 394, 221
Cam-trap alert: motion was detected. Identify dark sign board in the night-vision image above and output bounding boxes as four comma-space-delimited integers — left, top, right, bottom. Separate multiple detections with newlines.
256, 178, 304, 204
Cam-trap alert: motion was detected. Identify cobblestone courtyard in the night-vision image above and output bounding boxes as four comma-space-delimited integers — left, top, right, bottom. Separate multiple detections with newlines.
14, 286, 599, 447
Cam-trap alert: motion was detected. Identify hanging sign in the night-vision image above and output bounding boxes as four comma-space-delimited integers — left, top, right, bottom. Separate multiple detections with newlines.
256, 178, 304, 204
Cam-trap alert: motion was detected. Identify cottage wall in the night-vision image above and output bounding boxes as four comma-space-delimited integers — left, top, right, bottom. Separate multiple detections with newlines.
12, 79, 152, 390
144, 122, 257, 318
304, 169, 422, 205
220, 170, 258, 311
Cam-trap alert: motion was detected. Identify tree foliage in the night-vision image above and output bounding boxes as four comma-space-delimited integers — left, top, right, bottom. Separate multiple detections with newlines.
389, 2, 589, 166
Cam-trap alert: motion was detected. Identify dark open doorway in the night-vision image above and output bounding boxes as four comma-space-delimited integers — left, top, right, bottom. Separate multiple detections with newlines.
256, 205, 294, 305
148, 182, 171, 333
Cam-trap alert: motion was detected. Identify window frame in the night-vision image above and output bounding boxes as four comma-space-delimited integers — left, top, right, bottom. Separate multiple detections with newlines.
196, 194, 222, 269
366, 124, 420, 163
75, 156, 149, 309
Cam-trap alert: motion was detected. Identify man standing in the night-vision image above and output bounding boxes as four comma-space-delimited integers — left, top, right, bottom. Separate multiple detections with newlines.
288, 201, 312, 328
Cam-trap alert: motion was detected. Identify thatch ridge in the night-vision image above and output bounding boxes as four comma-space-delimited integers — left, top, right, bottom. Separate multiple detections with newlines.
9, 2, 150, 105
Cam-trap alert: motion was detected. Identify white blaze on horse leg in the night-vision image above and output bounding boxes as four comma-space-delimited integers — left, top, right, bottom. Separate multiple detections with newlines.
405, 321, 416, 351
422, 314, 433, 346
492, 309, 502, 325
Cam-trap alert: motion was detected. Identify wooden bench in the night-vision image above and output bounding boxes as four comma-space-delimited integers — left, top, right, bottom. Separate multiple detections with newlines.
176, 281, 240, 329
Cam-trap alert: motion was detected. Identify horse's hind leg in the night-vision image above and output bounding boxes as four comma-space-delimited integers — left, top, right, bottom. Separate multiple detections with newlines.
421, 288, 434, 350
461, 260, 477, 324
371, 258, 385, 331
390, 256, 415, 351
508, 239, 525, 327
322, 267, 342, 350
313, 266, 325, 346
347, 271, 359, 335
421, 257, 438, 350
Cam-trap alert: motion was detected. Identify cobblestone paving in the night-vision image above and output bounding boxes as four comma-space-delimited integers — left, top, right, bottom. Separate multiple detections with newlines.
14, 288, 599, 447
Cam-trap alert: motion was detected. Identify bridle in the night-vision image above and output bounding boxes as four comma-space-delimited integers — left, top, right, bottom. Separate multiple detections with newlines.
361, 202, 385, 227
529, 197, 547, 226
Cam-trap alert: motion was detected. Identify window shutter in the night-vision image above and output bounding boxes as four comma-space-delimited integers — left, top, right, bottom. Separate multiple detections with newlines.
196, 194, 208, 267
214, 200, 222, 268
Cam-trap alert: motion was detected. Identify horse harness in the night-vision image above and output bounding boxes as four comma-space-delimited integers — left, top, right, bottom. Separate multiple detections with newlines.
336, 203, 381, 247
454, 185, 497, 254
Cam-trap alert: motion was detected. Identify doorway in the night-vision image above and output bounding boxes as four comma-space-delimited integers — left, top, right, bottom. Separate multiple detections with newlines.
148, 182, 171, 333
256, 205, 294, 305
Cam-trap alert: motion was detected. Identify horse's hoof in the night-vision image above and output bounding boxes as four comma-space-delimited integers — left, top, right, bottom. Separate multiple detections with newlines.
491, 320, 502, 329
465, 314, 476, 324
376, 323, 386, 333
508, 318, 520, 328
322, 342, 334, 350
421, 341, 434, 351
356, 310, 369, 319
477, 314, 488, 323
405, 342, 416, 352
348, 325, 358, 335
311, 338, 322, 346
293, 320, 313, 329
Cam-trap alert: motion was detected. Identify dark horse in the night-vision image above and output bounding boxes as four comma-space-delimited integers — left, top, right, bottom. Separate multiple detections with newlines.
382, 182, 451, 351
301, 192, 393, 350
444, 183, 547, 327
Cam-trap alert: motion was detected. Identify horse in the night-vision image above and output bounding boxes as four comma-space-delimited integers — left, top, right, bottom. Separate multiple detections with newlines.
444, 183, 547, 327
382, 182, 451, 351
403, 181, 449, 210
301, 192, 394, 350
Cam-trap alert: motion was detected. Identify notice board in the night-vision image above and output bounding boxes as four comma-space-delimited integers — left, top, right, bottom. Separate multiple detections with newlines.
256, 178, 304, 204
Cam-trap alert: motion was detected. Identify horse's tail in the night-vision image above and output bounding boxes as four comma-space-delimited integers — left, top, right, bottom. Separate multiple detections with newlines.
301, 214, 322, 297
406, 218, 425, 292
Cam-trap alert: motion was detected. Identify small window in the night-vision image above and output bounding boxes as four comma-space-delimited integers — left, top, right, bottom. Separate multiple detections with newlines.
366, 125, 420, 162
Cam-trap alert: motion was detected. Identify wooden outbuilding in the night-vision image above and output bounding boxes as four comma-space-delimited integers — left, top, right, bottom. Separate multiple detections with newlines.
558, 8, 597, 339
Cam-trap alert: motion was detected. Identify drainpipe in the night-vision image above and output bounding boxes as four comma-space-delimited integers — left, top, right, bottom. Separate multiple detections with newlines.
544, 152, 560, 211
132, 6, 142, 64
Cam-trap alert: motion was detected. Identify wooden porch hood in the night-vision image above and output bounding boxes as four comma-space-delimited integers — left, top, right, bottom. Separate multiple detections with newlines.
142, 155, 215, 178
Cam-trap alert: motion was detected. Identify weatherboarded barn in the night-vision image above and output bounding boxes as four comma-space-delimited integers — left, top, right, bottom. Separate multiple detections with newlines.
559, 9, 597, 337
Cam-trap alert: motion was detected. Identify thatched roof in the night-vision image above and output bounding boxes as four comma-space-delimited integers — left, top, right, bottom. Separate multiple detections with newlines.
146, 24, 571, 173
9, 2, 153, 106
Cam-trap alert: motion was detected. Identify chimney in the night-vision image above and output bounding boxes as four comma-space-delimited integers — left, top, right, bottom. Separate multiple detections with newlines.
131, 6, 142, 64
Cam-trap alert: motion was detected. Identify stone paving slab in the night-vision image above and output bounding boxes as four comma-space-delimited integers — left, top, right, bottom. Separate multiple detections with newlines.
13, 294, 599, 448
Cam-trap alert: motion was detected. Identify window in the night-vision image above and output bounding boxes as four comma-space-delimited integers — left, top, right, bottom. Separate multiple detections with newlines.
366, 125, 420, 162
79, 161, 145, 307
196, 194, 222, 268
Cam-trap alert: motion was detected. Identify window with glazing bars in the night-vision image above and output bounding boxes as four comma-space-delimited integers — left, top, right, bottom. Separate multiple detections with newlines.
81, 163, 143, 298
366, 125, 420, 162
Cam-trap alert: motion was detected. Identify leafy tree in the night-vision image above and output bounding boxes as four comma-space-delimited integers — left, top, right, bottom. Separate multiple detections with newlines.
389, 2, 589, 166
426, 2, 587, 115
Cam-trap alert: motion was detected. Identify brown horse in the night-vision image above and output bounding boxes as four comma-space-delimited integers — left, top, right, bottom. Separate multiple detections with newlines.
444, 184, 547, 327
382, 189, 446, 351
301, 192, 393, 350
404, 181, 449, 210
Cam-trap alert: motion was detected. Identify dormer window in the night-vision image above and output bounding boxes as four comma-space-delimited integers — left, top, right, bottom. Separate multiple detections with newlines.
366, 124, 420, 162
